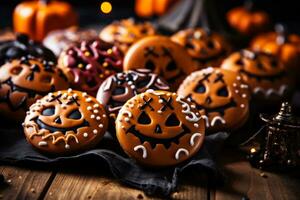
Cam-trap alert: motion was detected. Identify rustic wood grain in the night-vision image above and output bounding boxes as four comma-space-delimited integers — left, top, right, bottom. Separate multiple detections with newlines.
0, 165, 54, 200
211, 149, 300, 200
44, 169, 208, 200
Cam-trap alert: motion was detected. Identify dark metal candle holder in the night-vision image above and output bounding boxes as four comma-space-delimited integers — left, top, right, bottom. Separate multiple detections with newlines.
247, 102, 300, 170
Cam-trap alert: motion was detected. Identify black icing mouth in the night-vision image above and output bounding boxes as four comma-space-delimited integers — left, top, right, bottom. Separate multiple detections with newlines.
240, 70, 286, 82
126, 124, 191, 149
34, 117, 90, 135
192, 98, 237, 116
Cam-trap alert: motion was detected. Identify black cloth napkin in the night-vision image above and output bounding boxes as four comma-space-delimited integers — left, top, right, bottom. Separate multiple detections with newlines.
0, 123, 228, 197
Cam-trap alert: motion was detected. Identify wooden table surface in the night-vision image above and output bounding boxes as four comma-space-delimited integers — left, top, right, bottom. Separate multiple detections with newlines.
0, 149, 299, 200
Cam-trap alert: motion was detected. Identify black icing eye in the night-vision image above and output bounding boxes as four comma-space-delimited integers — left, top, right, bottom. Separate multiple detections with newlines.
236, 59, 244, 66
165, 113, 180, 126
68, 109, 82, 120
166, 60, 177, 71
194, 83, 206, 93
138, 111, 151, 124
145, 60, 155, 71
270, 59, 278, 68
217, 86, 229, 97
207, 40, 215, 49
42, 107, 55, 116
112, 86, 126, 95
185, 42, 195, 49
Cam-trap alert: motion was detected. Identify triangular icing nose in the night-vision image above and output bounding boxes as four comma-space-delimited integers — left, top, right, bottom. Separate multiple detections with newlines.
155, 124, 162, 134
54, 117, 62, 124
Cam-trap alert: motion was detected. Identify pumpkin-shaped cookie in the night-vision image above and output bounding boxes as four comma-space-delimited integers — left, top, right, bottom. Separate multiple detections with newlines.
23, 89, 108, 154
99, 18, 156, 53
221, 50, 292, 104
178, 67, 250, 133
124, 36, 197, 90
171, 28, 231, 68
226, 1, 270, 36
250, 25, 300, 71
0, 33, 56, 66
58, 39, 123, 96
116, 90, 205, 167
0, 56, 68, 121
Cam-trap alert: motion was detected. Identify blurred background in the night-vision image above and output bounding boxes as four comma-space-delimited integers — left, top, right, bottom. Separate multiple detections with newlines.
1, 0, 300, 32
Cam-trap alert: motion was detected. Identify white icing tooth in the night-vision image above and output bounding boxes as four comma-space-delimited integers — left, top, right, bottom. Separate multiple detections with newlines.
190, 133, 202, 146
134, 145, 147, 159
83, 133, 88, 138
175, 148, 189, 160
93, 129, 98, 134
38, 141, 48, 147
193, 123, 199, 128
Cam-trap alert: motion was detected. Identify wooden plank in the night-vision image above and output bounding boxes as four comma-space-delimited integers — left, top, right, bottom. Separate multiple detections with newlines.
44, 169, 208, 200
0, 165, 54, 200
211, 149, 300, 200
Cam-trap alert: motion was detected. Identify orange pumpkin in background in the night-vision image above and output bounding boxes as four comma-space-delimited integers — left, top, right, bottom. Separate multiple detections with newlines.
135, 0, 177, 17
251, 25, 300, 72
13, 0, 78, 42
226, 0, 270, 36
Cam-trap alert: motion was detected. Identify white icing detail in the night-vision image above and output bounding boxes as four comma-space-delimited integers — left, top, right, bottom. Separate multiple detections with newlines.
253, 85, 288, 97
91, 115, 95, 119
158, 110, 162, 114
200, 115, 209, 127
158, 99, 164, 103
82, 92, 88, 97
87, 106, 92, 111
176, 97, 200, 122
121, 110, 132, 118
62, 93, 68, 99
93, 104, 99, 108
65, 144, 70, 149
134, 145, 147, 159
235, 90, 239, 94
96, 116, 101, 121
175, 148, 189, 160
93, 110, 99, 114
99, 124, 103, 128
241, 84, 248, 89
190, 133, 202, 146
233, 83, 237, 87
240, 104, 245, 108
67, 88, 72, 93
210, 116, 226, 127
128, 81, 133, 85
146, 89, 165, 95
194, 123, 199, 128
125, 117, 130, 122
83, 133, 88, 138
102, 114, 107, 118
38, 141, 48, 147
130, 85, 136, 89
86, 98, 92, 102
237, 76, 241, 80
242, 94, 247, 98
201, 67, 214, 74
93, 129, 98, 134
57, 91, 62, 95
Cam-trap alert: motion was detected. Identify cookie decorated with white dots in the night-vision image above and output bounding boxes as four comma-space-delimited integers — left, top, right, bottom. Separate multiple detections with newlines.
116, 90, 205, 167
23, 89, 108, 154
177, 67, 250, 133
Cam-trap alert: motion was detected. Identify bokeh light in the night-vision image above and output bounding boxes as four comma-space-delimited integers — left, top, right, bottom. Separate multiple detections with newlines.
100, 1, 112, 14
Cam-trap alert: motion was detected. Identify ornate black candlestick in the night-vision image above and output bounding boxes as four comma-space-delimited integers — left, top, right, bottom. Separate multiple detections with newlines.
247, 102, 300, 170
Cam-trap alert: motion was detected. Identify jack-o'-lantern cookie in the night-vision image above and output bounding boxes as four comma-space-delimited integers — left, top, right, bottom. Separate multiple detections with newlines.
124, 36, 197, 90
250, 25, 300, 71
0, 33, 56, 66
99, 18, 156, 53
171, 28, 231, 68
97, 69, 170, 120
116, 90, 205, 167
23, 89, 108, 154
221, 50, 293, 104
58, 39, 123, 96
0, 56, 68, 121
178, 67, 250, 133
